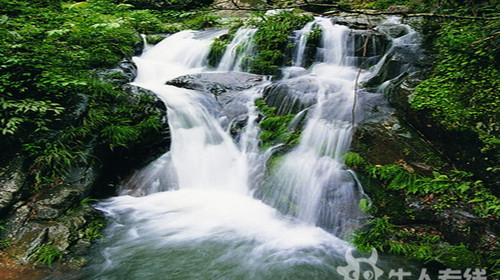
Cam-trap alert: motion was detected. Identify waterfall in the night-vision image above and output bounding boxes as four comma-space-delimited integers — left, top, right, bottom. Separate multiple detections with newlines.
293, 18, 351, 68
262, 20, 368, 236
292, 21, 315, 67
217, 28, 257, 72
85, 16, 422, 279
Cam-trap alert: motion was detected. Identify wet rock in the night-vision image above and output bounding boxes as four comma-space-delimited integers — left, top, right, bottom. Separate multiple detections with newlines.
262, 76, 318, 115
14, 223, 49, 262
352, 115, 444, 174
97, 58, 138, 85
121, 83, 168, 114
0, 156, 27, 213
5, 203, 102, 263
365, 43, 423, 88
166, 72, 265, 95
350, 30, 392, 68
166, 72, 266, 133
385, 70, 428, 111
2, 203, 31, 240
351, 30, 391, 58
376, 23, 409, 39
33, 186, 85, 220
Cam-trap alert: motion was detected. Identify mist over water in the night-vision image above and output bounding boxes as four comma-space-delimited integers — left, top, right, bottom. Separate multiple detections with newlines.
85, 17, 423, 279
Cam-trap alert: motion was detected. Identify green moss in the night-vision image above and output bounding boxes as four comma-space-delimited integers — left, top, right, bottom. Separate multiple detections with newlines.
256, 98, 300, 148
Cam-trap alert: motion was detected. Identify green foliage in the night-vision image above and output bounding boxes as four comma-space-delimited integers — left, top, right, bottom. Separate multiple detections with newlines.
256, 98, 300, 147
24, 140, 87, 177
352, 217, 481, 269
183, 13, 220, 30
364, 161, 499, 217
0, 98, 64, 135
32, 244, 62, 266
345, 0, 498, 13
349, 152, 499, 270
113, 0, 214, 11
344, 152, 367, 169
82, 220, 104, 241
411, 20, 499, 154
361, 0, 410, 10
247, 11, 314, 75
80, 197, 99, 206
358, 198, 372, 213
0, 0, 167, 193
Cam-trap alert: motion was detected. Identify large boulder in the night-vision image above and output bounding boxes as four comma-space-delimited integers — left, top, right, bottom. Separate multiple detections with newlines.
167, 72, 266, 130
166, 72, 265, 95
352, 115, 447, 174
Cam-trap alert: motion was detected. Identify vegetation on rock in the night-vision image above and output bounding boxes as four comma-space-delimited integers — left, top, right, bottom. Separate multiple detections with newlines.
410, 19, 499, 184
345, 152, 499, 272
255, 98, 301, 148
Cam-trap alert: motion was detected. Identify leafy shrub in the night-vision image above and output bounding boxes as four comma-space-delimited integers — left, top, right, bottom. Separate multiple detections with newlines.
0, 0, 167, 193
112, 0, 214, 10
347, 152, 499, 270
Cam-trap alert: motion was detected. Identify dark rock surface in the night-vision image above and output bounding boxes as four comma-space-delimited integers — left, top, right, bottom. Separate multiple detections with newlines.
262, 76, 318, 115
166, 72, 265, 95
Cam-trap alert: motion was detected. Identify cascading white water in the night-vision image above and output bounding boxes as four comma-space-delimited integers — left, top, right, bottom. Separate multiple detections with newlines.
85, 16, 423, 279
217, 28, 257, 72
85, 27, 353, 279
293, 21, 315, 67
263, 20, 368, 236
